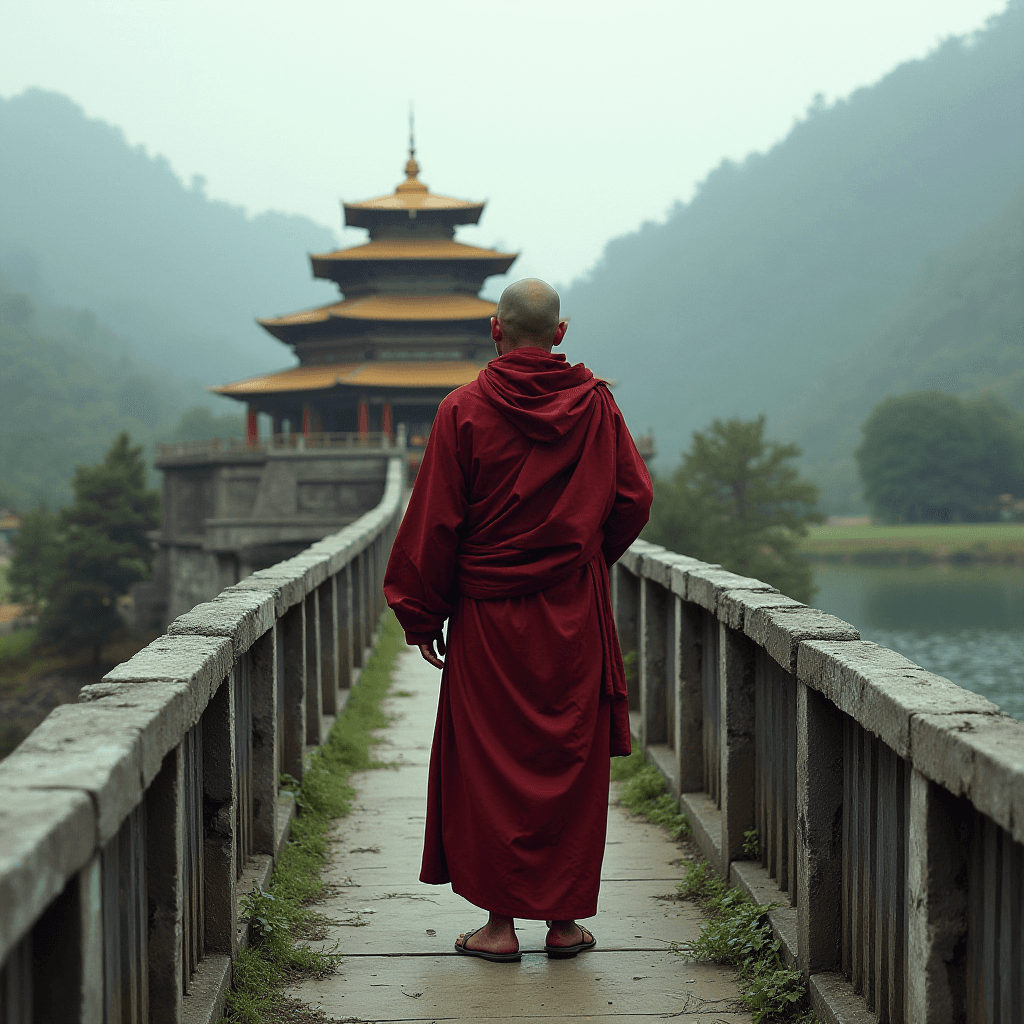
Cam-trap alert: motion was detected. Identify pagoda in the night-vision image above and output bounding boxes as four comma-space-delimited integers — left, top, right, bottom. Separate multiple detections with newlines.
213, 143, 518, 450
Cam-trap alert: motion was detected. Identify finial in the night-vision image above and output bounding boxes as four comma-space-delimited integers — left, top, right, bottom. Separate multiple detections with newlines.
404, 102, 419, 179
397, 102, 426, 193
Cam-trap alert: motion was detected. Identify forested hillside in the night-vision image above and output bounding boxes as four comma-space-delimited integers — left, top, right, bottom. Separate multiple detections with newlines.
560, 2, 1024, 510
0, 276, 233, 509
781, 193, 1024, 511
0, 90, 338, 384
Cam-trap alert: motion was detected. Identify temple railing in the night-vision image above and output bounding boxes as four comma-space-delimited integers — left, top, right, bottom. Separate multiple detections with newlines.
615, 539, 1024, 1024
0, 456, 404, 1024
156, 431, 397, 460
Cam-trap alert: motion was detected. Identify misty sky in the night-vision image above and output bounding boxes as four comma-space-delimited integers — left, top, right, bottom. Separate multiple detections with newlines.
0, 0, 1009, 290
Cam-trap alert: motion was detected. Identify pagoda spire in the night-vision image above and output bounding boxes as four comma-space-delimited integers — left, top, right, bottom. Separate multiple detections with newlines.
397, 104, 427, 194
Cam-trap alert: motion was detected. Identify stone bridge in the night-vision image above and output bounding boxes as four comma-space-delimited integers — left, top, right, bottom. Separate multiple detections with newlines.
1, 462, 1022, 1023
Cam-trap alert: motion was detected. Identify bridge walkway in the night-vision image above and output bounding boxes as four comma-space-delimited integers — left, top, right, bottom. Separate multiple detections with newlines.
288, 646, 752, 1023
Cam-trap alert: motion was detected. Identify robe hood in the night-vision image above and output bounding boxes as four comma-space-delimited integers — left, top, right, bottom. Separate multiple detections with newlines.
477, 348, 603, 443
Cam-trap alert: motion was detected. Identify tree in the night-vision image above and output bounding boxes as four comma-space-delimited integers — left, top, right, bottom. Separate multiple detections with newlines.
644, 416, 822, 602
856, 392, 1024, 523
7, 506, 61, 608
39, 432, 160, 661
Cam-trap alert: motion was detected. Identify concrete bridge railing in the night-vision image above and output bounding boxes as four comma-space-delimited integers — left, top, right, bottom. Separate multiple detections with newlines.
615, 539, 1024, 1024
0, 456, 404, 1024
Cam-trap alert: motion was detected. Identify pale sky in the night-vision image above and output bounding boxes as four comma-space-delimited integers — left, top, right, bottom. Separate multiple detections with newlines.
0, 0, 1010, 289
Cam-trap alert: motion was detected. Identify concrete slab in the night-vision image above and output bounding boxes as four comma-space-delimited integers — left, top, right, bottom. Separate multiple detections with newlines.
286, 646, 753, 1022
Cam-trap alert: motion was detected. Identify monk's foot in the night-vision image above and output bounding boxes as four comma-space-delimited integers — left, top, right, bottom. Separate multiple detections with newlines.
455, 913, 518, 956
545, 919, 594, 948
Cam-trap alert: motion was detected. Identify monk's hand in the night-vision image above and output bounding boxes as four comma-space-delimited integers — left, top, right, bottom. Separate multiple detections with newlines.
418, 634, 446, 670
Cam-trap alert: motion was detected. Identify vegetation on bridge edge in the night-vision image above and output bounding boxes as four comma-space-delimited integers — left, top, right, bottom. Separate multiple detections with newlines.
219, 611, 403, 1024
612, 752, 812, 1023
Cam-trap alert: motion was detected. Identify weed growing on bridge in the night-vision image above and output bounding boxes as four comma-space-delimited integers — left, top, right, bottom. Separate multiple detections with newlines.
611, 749, 691, 839
220, 612, 403, 1024
677, 861, 812, 1023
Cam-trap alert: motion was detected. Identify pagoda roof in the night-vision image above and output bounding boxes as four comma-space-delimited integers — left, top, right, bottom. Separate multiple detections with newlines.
259, 293, 496, 331
212, 360, 483, 397
312, 239, 516, 262
343, 153, 484, 228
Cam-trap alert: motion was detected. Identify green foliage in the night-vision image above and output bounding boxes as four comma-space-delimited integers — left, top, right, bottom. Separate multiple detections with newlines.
221, 613, 402, 1024
677, 860, 811, 1023
7, 507, 60, 606
645, 416, 822, 602
0, 627, 38, 664
743, 828, 761, 860
611, 750, 691, 839
38, 432, 159, 660
856, 392, 1024, 523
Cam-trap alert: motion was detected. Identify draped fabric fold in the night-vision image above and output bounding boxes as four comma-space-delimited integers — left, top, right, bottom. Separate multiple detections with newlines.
384, 347, 652, 919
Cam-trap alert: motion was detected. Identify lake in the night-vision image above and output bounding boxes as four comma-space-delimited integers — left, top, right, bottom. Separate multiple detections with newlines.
811, 563, 1024, 722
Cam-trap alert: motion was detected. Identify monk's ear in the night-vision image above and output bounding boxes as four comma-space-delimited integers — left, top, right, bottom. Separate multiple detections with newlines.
552, 321, 568, 347
491, 317, 503, 344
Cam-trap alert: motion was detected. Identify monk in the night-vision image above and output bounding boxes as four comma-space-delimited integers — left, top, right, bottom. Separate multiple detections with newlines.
383, 278, 652, 962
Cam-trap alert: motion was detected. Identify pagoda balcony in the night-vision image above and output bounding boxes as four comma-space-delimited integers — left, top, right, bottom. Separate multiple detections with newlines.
155, 431, 397, 462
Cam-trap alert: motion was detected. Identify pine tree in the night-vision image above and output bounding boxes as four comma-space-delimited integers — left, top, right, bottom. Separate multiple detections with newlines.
7, 506, 61, 609
645, 416, 822, 602
39, 432, 160, 661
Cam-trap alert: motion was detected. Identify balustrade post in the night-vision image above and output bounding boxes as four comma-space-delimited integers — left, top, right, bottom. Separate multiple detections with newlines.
796, 683, 844, 975
640, 578, 668, 747
319, 579, 338, 715
202, 675, 238, 957
337, 563, 353, 688
675, 596, 704, 793
28, 855, 104, 1023
351, 554, 365, 669
719, 623, 757, 865
906, 768, 969, 1023
145, 746, 184, 1023
280, 601, 306, 781
249, 627, 278, 855
613, 566, 640, 710
304, 589, 322, 745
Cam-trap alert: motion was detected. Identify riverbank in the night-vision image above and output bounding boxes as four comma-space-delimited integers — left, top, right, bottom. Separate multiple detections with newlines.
799, 522, 1024, 564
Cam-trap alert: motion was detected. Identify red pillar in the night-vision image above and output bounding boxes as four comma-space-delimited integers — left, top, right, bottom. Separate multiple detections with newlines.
382, 402, 393, 442
357, 400, 369, 437
246, 406, 258, 447
302, 404, 311, 437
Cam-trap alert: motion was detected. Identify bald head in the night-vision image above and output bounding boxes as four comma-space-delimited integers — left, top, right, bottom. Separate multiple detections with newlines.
493, 278, 563, 349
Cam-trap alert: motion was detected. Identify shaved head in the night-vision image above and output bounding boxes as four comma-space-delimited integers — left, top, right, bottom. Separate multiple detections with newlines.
495, 278, 562, 346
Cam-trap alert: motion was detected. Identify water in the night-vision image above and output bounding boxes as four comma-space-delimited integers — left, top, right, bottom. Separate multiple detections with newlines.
811, 563, 1024, 721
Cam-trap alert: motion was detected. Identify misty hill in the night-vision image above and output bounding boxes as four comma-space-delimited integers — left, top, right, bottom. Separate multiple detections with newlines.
560, 3, 1024, 511
779, 192, 1024, 512
0, 89, 338, 385
0, 275, 236, 510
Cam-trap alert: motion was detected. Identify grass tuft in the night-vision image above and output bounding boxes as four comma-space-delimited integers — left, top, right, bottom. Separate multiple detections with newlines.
676, 860, 812, 1023
219, 611, 403, 1024
610, 749, 691, 839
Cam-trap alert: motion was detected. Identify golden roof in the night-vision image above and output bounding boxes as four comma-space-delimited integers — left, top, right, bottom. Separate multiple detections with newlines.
212, 360, 483, 396
260, 293, 496, 328
313, 239, 517, 262
345, 154, 482, 213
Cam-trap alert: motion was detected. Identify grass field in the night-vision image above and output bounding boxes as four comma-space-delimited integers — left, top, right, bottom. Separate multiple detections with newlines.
800, 522, 1024, 562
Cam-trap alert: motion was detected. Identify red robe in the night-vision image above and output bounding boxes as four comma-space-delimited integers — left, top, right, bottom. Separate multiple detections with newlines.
383, 348, 652, 920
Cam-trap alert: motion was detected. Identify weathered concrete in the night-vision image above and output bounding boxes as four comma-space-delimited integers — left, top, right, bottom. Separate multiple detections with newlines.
719, 624, 757, 865
685, 567, 777, 613
0, 788, 95, 964
796, 684, 844, 974
167, 590, 275, 656
797, 641, 1002, 762
747, 606, 860, 674
718, 588, 803, 632
674, 595, 704, 794
640, 577, 668, 746
909, 710, 1024, 845
286, 647, 753, 1022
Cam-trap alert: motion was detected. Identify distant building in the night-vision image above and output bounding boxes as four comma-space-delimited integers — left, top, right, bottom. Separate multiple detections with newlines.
212, 145, 518, 469
0, 510, 21, 544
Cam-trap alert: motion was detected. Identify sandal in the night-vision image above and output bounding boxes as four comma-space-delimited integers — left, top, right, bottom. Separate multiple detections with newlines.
454, 925, 522, 963
545, 924, 597, 959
